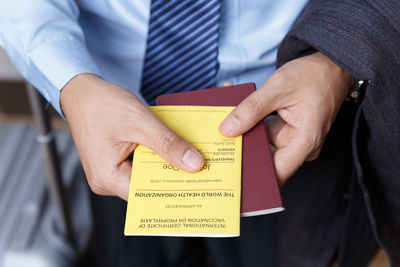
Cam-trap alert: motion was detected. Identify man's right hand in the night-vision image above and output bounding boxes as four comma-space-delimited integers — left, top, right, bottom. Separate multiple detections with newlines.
60, 74, 204, 201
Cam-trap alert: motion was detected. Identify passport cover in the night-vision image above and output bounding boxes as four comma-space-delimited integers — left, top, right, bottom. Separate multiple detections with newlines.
156, 83, 284, 216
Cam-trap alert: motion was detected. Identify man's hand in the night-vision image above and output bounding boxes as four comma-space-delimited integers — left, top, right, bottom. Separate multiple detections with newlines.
219, 52, 353, 185
60, 74, 204, 200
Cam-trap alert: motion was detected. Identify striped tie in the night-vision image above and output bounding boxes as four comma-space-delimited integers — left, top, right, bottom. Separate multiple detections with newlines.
140, 0, 222, 104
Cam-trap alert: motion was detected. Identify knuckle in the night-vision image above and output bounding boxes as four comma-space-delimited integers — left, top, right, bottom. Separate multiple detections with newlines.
88, 178, 106, 195
308, 152, 320, 162
307, 153, 319, 162
267, 74, 281, 86
85, 166, 110, 196
267, 73, 287, 89
301, 130, 323, 149
300, 135, 315, 148
314, 148, 322, 157
159, 131, 180, 154
242, 98, 263, 119
125, 106, 148, 126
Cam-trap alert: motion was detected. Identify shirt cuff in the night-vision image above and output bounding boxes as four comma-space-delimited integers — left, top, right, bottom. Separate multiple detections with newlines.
27, 35, 102, 115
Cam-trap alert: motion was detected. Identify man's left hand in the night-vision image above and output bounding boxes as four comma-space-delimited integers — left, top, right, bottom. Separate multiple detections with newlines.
220, 52, 354, 185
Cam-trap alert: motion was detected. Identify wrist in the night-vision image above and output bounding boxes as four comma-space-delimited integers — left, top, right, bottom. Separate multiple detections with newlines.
60, 73, 102, 117
313, 52, 355, 102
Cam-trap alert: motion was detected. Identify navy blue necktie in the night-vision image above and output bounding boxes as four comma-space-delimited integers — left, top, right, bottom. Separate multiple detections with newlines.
140, 0, 222, 104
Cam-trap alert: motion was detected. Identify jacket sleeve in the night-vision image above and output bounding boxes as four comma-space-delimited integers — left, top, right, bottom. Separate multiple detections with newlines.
277, 0, 400, 264
0, 0, 101, 115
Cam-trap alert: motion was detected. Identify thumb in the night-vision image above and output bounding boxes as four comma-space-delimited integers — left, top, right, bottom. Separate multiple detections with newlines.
140, 120, 204, 172
219, 87, 278, 137
273, 135, 313, 184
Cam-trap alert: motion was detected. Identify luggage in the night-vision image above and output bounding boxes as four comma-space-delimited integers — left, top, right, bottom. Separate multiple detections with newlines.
0, 122, 92, 267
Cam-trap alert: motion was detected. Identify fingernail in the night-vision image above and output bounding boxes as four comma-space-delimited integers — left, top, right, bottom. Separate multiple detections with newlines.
182, 148, 203, 170
220, 116, 240, 136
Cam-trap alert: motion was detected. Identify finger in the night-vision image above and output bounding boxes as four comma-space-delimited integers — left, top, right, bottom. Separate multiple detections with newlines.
108, 142, 137, 200
137, 114, 204, 172
223, 81, 233, 86
112, 159, 133, 201
269, 144, 277, 155
95, 159, 132, 201
273, 135, 313, 185
305, 146, 322, 161
219, 87, 279, 137
264, 115, 288, 148
86, 143, 134, 200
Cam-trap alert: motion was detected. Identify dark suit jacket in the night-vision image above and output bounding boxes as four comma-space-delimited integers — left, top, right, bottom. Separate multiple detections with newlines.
276, 0, 400, 266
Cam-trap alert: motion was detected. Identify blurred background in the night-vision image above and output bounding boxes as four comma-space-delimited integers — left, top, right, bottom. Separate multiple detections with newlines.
0, 48, 93, 267
0, 47, 390, 267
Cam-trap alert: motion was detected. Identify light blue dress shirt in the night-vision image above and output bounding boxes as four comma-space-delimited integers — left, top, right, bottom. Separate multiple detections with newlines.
0, 0, 307, 115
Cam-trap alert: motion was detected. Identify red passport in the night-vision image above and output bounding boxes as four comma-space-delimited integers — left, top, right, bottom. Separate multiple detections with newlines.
156, 83, 284, 216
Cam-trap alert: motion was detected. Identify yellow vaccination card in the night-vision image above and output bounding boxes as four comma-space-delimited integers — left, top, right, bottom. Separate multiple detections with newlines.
125, 106, 242, 237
